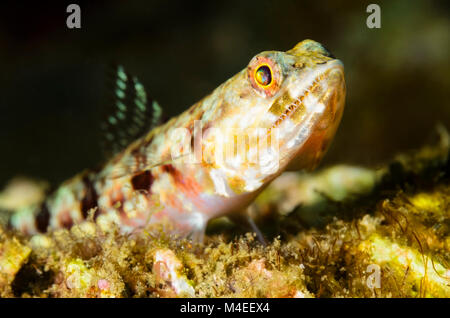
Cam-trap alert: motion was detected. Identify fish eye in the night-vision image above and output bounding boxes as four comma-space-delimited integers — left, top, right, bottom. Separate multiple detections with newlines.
248, 55, 282, 97
255, 65, 272, 87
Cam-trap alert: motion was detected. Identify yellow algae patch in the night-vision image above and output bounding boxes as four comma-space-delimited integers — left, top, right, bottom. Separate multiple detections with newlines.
360, 235, 450, 298
0, 238, 31, 286
64, 258, 94, 291
409, 192, 445, 214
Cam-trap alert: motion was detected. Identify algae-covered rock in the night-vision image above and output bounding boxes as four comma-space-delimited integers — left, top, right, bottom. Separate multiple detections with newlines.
152, 248, 195, 297
361, 235, 449, 297
0, 233, 31, 296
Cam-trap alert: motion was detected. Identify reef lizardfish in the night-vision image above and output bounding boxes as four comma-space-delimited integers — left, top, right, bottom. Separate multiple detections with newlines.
7, 40, 345, 241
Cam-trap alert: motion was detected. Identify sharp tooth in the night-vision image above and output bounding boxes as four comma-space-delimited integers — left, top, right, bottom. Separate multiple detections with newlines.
273, 71, 326, 129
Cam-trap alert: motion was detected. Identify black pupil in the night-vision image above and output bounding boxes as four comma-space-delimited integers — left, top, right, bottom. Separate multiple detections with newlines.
256, 66, 272, 86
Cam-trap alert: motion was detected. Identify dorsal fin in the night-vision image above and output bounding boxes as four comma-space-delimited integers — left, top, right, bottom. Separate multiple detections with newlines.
101, 64, 163, 157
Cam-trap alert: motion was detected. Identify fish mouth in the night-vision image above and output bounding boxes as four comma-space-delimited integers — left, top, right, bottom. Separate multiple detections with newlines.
279, 60, 345, 171
270, 60, 345, 131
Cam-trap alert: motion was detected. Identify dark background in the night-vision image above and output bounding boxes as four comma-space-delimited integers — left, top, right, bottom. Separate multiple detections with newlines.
0, 0, 449, 187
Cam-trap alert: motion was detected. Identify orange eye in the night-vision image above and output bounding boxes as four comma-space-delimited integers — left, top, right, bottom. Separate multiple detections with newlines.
248, 55, 282, 97
255, 65, 272, 87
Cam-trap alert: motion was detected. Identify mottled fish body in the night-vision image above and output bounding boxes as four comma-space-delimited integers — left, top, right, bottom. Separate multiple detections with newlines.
9, 40, 346, 240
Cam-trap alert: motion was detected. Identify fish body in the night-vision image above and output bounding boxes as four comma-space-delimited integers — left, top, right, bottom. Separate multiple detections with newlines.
9, 40, 346, 240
